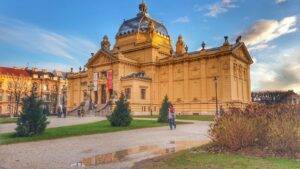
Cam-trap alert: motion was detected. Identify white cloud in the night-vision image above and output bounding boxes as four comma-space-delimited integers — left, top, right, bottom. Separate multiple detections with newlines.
251, 47, 300, 93
195, 0, 237, 17
0, 16, 97, 61
242, 16, 297, 51
248, 44, 276, 51
275, 0, 287, 4
33, 62, 72, 72
172, 16, 190, 23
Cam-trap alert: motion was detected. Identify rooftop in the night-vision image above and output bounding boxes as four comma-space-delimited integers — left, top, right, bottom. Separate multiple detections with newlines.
0, 67, 30, 77
116, 2, 168, 37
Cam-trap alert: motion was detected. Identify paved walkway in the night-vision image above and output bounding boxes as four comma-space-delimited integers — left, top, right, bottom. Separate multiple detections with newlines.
0, 121, 210, 169
0, 116, 105, 134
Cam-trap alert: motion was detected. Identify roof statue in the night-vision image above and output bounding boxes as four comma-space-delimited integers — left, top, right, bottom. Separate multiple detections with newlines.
101, 35, 111, 50
139, 1, 148, 15
176, 35, 187, 55
201, 41, 206, 50
223, 36, 230, 46
236, 35, 242, 43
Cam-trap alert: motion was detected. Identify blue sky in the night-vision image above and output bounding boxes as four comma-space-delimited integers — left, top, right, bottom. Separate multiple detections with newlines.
0, 0, 299, 92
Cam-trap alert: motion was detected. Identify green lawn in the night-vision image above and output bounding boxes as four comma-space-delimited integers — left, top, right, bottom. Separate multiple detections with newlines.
0, 120, 188, 145
0, 117, 18, 124
133, 148, 300, 169
134, 115, 214, 121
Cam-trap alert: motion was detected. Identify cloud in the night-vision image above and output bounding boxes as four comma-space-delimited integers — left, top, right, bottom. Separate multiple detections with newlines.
33, 62, 72, 72
195, 0, 237, 17
248, 44, 276, 51
275, 0, 287, 4
252, 47, 300, 93
172, 16, 190, 24
242, 16, 297, 51
0, 16, 97, 61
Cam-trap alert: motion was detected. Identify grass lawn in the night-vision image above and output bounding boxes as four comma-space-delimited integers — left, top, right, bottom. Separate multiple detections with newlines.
134, 115, 214, 121
133, 147, 300, 169
0, 117, 18, 124
0, 120, 188, 145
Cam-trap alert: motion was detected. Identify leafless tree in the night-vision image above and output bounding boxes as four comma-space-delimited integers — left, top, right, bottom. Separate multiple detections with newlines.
7, 75, 30, 116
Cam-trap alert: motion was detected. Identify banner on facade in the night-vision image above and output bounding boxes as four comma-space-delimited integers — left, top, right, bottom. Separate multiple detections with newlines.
106, 70, 113, 90
93, 72, 98, 91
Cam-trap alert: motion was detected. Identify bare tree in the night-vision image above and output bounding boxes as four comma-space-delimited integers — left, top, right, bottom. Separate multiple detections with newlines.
7, 75, 30, 116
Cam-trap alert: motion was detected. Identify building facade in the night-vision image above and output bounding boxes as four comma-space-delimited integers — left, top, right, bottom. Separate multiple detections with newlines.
252, 90, 300, 105
67, 2, 253, 115
0, 67, 67, 116
0, 67, 31, 115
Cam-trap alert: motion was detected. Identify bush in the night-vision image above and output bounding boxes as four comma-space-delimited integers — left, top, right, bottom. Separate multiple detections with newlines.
157, 95, 171, 123
15, 92, 49, 137
210, 108, 257, 151
209, 104, 300, 156
267, 106, 300, 156
107, 93, 132, 127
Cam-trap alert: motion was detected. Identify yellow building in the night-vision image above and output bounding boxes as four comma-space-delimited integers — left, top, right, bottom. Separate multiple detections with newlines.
0, 67, 31, 115
0, 67, 67, 116
67, 2, 253, 115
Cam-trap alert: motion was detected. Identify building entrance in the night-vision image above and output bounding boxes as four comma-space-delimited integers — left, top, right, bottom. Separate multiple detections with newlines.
101, 84, 107, 104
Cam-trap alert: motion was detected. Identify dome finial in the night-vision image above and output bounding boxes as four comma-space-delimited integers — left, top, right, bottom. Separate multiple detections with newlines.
139, 0, 148, 15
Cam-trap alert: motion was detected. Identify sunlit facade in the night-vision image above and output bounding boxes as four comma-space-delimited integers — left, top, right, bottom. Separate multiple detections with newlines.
0, 67, 67, 115
67, 2, 253, 115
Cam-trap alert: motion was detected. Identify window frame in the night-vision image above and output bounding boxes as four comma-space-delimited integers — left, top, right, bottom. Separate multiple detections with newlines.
125, 88, 131, 100
140, 88, 146, 100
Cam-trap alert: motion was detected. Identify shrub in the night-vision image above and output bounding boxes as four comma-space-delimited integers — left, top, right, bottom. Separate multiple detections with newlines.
210, 109, 257, 151
107, 93, 132, 127
209, 103, 300, 156
15, 91, 49, 137
267, 106, 300, 156
157, 95, 170, 123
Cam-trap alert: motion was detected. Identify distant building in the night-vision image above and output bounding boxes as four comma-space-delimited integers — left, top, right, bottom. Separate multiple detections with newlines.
67, 2, 253, 115
0, 66, 67, 116
251, 90, 300, 105
0, 67, 31, 115
27, 68, 68, 114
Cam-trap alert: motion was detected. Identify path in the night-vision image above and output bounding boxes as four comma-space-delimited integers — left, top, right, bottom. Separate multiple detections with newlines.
0, 121, 210, 169
0, 116, 105, 134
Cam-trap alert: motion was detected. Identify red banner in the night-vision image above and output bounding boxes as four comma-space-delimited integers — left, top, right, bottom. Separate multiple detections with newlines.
106, 70, 113, 90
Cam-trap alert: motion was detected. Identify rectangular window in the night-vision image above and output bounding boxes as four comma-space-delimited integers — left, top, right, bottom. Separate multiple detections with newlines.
0, 93, 3, 101
141, 88, 146, 100
7, 94, 11, 102
125, 88, 131, 100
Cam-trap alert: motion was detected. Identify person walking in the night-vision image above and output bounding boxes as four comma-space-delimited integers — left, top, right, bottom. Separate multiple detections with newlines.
57, 104, 62, 118
168, 104, 176, 130
62, 106, 67, 118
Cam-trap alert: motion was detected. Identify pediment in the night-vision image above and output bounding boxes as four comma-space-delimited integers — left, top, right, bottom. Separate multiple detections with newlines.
232, 43, 254, 64
85, 50, 116, 68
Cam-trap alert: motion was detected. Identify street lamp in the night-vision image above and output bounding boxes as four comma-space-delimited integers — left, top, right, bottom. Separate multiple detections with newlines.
213, 76, 218, 116
87, 81, 94, 110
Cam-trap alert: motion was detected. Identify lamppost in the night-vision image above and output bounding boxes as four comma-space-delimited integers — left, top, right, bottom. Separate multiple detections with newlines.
87, 81, 94, 110
213, 76, 218, 116
62, 85, 67, 108
62, 85, 67, 117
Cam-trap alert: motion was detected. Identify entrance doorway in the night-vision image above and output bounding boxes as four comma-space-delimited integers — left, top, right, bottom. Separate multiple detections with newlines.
101, 84, 107, 104
94, 91, 98, 104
